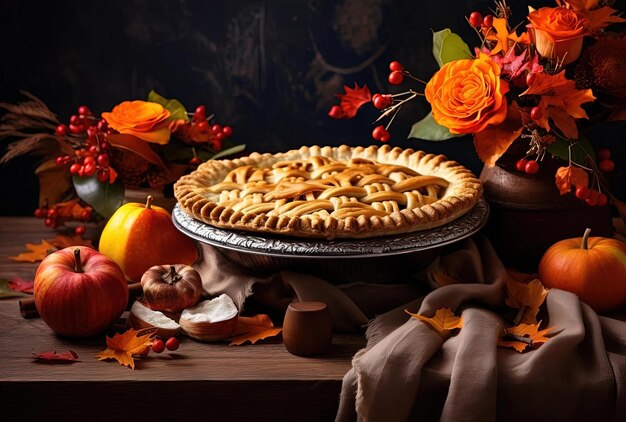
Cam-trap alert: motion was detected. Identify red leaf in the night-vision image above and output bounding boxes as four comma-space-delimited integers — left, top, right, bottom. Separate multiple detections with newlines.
8, 277, 34, 294
33, 350, 80, 363
336, 83, 372, 119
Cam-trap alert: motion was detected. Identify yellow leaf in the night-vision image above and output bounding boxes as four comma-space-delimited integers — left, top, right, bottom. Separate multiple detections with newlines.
473, 102, 523, 167
97, 328, 157, 369
406, 307, 463, 338
229, 315, 282, 346
555, 166, 589, 195
483, 17, 511, 55
498, 322, 555, 353
9, 239, 58, 262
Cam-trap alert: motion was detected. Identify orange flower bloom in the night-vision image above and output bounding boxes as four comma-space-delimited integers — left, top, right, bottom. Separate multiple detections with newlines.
425, 53, 509, 135
527, 6, 589, 64
102, 101, 172, 145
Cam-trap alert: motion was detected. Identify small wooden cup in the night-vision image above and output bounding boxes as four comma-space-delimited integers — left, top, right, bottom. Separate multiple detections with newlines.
283, 301, 333, 357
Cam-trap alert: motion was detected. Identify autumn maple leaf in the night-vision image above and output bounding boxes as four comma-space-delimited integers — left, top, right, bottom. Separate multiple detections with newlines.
506, 274, 550, 325
97, 328, 157, 369
561, 1, 626, 31
33, 350, 80, 363
498, 322, 555, 353
521, 71, 595, 139
9, 239, 58, 263
555, 166, 589, 195
406, 307, 463, 338
335, 83, 372, 119
229, 314, 282, 346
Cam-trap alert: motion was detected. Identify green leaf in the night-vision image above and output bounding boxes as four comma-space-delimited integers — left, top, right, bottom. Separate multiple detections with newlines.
212, 144, 246, 160
73, 176, 124, 218
432, 29, 451, 68
147, 90, 189, 121
432, 29, 471, 67
408, 112, 461, 141
546, 135, 596, 165
440, 32, 472, 65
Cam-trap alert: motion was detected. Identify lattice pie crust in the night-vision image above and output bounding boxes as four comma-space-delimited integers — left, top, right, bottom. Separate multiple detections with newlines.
174, 145, 482, 239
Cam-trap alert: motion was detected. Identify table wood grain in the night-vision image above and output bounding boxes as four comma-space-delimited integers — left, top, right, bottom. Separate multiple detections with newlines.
0, 217, 365, 421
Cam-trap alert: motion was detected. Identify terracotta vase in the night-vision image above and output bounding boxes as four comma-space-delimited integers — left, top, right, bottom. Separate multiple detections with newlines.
479, 156, 613, 272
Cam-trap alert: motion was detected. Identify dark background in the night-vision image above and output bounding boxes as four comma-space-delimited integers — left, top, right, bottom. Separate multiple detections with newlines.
1, 0, 624, 215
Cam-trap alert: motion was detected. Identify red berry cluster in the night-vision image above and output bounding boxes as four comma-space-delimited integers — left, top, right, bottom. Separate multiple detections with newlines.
55, 105, 114, 183
140, 336, 180, 355
468, 11, 494, 29
33, 202, 92, 232
186, 105, 233, 163
596, 148, 615, 173
515, 158, 540, 175
388, 61, 405, 85
372, 125, 391, 142
575, 186, 608, 207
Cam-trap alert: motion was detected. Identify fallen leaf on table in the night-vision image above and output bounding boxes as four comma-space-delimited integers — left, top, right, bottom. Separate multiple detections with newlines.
48, 233, 93, 249
506, 272, 550, 325
9, 239, 58, 262
229, 314, 282, 346
405, 307, 463, 338
33, 350, 80, 363
0, 278, 27, 299
97, 328, 157, 369
498, 322, 555, 353
8, 277, 34, 294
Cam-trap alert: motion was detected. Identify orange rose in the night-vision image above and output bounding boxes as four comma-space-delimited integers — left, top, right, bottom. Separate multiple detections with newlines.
527, 6, 589, 65
102, 100, 172, 145
425, 53, 509, 135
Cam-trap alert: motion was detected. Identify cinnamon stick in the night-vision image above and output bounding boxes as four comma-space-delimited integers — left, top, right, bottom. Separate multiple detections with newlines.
19, 298, 38, 319
18, 282, 144, 319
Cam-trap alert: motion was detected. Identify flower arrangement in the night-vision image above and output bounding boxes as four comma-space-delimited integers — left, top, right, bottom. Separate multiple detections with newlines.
0, 91, 244, 232
329, 0, 625, 209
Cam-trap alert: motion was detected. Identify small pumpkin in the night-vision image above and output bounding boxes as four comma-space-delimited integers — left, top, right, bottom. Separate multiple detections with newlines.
141, 264, 203, 313
538, 228, 626, 313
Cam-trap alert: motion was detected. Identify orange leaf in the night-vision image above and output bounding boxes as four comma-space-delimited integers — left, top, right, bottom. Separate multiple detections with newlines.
107, 133, 167, 170
555, 166, 589, 195
35, 159, 72, 207
229, 315, 282, 346
522, 71, 595, 139
54, 199, 91, 220
483, 17, 511, 55
498, 322, 555, 353
96, 328, 157, 369
336, 83, 372, 119
9, 239, 58, 262
48, 234, 94, 249
473, 102, 523, 167
405, 307, 463, 338
585, 6, 626, 31
506, 274, 550, 325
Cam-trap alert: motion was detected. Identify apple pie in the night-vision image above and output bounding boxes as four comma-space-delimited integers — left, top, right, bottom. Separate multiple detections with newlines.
174, 145, 482, 239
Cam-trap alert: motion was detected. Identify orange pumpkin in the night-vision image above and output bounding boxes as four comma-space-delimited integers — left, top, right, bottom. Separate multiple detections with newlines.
538, 228, 626, 313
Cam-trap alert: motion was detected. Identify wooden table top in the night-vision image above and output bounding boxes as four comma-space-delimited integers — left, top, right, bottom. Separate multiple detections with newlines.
0, 217, 365, 421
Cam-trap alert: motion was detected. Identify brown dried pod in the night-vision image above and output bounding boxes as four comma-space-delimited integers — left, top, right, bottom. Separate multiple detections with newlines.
141, 264, 202, 313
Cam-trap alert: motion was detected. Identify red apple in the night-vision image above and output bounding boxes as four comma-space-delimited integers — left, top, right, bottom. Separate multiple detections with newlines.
34, 246, 128, 337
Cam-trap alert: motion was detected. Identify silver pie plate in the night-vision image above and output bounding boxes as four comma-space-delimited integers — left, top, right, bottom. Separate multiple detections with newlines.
173, 199, 489, 283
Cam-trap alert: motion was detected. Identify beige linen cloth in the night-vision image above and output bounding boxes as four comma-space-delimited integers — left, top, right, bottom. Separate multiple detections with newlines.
194, 236, 626, 422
